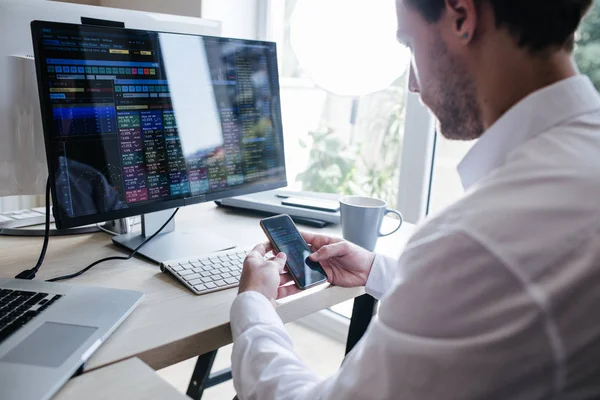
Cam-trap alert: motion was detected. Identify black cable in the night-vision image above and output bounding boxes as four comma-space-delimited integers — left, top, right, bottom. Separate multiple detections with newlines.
15, 177, 52, 280
46, 208, 179, 283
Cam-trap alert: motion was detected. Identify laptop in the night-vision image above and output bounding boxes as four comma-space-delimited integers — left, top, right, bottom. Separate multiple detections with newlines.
0, 278, 143, 400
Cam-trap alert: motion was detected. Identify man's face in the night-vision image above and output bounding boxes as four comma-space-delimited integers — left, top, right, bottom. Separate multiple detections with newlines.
397, 0, 484, 140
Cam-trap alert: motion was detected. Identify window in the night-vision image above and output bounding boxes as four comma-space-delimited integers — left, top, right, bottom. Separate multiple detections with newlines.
428, 3, 600, 214
266, 0, 418, 320
574, 1, 600, 92
270, 0, 410, 209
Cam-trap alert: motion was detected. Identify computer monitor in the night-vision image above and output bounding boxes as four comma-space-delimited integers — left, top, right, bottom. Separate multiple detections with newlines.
30, 20, 287, 261
0, 0, 221, 198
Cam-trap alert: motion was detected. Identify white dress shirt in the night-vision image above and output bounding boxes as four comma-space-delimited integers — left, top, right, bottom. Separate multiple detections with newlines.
230, 75, 600, 400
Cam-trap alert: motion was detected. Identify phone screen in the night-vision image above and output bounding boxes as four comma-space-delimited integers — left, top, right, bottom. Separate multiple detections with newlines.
262, 216, 328, 289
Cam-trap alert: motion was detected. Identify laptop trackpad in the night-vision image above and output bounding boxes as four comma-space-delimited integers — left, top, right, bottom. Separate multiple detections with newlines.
0, 322, 98, 367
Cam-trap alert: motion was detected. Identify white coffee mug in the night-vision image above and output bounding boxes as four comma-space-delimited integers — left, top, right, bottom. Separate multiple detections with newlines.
339, 196, 403, 251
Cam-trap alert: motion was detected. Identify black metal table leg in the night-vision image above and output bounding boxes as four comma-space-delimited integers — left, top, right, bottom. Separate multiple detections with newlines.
187, 350, 218, 400
345, 294, 378, 355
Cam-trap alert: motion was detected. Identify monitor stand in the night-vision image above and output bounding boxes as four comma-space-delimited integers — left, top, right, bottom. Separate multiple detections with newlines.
112, 209, 236, 264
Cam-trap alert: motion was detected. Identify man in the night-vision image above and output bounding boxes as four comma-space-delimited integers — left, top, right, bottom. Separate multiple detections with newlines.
231, 0, 600, 398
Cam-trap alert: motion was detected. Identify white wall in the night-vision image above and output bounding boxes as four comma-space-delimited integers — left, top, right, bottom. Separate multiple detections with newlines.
56, 0, 100, 5
99, 0, 202, 18
201, 0, 259, 39
51, 0, 263, 37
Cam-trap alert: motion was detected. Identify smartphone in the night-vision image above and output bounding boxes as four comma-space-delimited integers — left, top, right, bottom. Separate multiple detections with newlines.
281, 197, 340, 213
260, 215, 328, 290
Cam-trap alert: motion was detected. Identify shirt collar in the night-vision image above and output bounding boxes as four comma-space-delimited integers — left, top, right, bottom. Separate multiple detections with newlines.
457, 75, 600, 190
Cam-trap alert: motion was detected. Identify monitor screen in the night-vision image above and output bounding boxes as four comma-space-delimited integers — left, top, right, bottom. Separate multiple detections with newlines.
31, 21, 287, 229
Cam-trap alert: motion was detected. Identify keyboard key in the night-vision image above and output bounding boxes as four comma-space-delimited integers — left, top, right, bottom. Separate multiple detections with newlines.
211, 274, 223, 281
189, 278, 203, 286
0, 289, 13, 299
0, 322, 22, 342
222, 272, 232, 278
193, 284, 207, 291
184, 273, 201, 281
173, 266, 184, 272
12, 297, 26, 307
13, 310, 38, 325
214, 280, 227, 287
201, 277, 212, 284
14, 291, 35, 297
201, 272, 212, 278
205, 282, 216, 289
225, 278, 238, 285
179, 270, 194, 277
16, 305, 29, 313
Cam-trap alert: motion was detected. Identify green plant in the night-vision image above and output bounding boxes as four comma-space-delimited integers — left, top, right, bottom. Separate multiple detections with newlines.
295, 129, 358, 195
575, 0, 600, 90
296, 81, 406, 206
354, 90, 405, 204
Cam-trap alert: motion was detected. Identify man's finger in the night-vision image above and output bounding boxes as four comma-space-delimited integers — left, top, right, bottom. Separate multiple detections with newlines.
278, 284, 302, 299
300, 231, 319, 244
279, 272, 294, 286
249, 242, 272, 258
309, 241, 349, 261
301, 232, 342, 251
272, 252, 287, 267
264, 241, 273, 253
265, 256, 287, 273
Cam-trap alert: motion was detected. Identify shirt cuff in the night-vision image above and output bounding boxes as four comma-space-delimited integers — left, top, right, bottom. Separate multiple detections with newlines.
230, 291, 285, 340
365, 254, 397, 299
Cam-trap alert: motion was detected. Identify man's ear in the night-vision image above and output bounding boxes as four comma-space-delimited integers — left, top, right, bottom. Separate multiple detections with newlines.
444, 0, 478, 44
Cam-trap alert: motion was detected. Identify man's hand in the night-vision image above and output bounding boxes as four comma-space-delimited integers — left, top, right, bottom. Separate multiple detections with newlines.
304, 232, 375, 288
238, 233, 376, 302
276, 232, 376, 298
238, 243, 288, 304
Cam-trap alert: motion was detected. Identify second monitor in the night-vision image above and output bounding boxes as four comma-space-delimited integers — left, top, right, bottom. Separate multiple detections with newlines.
31, 21, 288, 261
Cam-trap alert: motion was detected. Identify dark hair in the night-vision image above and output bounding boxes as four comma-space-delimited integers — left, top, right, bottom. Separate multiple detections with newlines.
406, 0, 592, 51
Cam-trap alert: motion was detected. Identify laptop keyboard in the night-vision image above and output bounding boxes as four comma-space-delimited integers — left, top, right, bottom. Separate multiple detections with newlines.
0, 289, 62, 344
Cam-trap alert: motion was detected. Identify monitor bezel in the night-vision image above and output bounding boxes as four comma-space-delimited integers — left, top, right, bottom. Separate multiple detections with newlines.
31, 20, 287, 230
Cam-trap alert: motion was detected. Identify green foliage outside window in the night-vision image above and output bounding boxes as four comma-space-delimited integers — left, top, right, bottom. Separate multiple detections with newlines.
296, 82, 406, 206
575, 1, 600, 90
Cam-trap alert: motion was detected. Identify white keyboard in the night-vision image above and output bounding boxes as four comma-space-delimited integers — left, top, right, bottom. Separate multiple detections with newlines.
160, 248, 251, 295
0, 208, 54, 229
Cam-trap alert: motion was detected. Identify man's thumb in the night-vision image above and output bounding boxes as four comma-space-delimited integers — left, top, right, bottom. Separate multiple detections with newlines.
275, 252, 287, 264
310, 243, 344, 261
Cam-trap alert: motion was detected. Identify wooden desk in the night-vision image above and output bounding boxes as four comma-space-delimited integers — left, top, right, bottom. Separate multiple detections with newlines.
55, 358, 187, 400
0, 202, 413, 397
